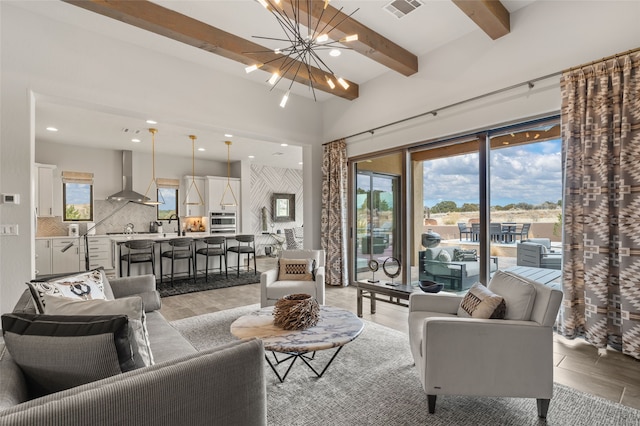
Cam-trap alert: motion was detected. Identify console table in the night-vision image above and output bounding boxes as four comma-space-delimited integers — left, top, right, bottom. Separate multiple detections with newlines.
354, 279, 420, 317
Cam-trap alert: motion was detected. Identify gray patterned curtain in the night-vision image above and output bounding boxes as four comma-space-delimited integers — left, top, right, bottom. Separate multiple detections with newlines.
560, 50, 640, 360
321, 139, 348, 286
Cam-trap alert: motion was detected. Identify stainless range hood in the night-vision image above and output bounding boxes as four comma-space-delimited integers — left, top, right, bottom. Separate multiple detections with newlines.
107, 150, 150, 203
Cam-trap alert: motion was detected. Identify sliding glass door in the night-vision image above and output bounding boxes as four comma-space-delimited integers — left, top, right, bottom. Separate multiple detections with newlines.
354, 159, 401, 283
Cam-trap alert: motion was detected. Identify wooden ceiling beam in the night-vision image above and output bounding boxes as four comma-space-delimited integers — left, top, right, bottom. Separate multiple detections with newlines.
63, 0, 358, 100
279, 0, 418, 77
451, 0, 510, 40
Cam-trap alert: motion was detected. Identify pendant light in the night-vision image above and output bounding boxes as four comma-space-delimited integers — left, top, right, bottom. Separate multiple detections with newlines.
220, 141, 238, 208
143, 128, 164, 206
183, 134, 204, 206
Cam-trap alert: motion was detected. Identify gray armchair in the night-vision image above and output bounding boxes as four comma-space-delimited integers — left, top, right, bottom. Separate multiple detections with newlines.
517, 238, 562, 270
408, 270, 563, 418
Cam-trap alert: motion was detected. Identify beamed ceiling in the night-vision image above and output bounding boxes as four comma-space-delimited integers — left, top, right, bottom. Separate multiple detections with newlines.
63, 0, 511, 101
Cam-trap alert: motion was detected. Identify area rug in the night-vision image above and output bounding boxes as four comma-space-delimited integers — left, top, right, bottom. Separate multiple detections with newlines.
155, 271, 260, 297
171, 306, 640, 426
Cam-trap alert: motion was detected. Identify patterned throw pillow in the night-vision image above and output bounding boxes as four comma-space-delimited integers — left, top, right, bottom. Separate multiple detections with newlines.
453, 248, 478, 261
457, 282, 506, 319
278, 258, 316, 281
43, 295, 154, 368
27, 269, 108, 314
1, 313, 135, 398
436, 249, 452, 263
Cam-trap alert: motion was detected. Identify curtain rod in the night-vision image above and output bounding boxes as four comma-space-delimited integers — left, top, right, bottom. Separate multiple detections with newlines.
563, 46, 640, 73
339, 71, 562, 142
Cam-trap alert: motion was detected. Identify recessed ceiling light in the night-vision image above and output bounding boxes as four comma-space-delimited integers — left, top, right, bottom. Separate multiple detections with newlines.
225, 133, 233, 138
146, 119, 157, 124
280, 143, 288, 147
329, 49, 341, 57
131, 138, 141, 143
198, 147, 205, 151
46, 127, 58, 132
248, 155, 255, 159
298, 162, 303, 165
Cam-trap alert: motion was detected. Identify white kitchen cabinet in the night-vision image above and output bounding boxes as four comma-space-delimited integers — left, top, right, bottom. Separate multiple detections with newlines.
182, 176, 206, 217
52, 238, 81, 274
35, 239, 52, 276
206, 176, 240, 214
80, 236, 114, 272
35, 164, 56, 217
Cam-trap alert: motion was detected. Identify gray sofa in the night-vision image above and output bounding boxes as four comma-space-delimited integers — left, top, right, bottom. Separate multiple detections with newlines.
516, 238, 562, 270
419, 247, 498, 291
0, 275, 266, 426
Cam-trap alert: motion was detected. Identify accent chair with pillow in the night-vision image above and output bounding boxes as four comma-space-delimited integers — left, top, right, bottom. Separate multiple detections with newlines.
260, 249, 325, 307
407, 270, 563, 419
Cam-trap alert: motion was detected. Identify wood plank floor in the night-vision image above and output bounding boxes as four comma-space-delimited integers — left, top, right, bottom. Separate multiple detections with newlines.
159, 256, 640, 411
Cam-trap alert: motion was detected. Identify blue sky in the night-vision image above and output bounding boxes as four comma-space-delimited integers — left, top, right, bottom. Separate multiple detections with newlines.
66, 183, 91, 204
423, 139, 562, 208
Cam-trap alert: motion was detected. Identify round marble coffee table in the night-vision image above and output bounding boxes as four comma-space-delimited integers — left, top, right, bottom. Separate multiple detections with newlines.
231, 305, 364, 382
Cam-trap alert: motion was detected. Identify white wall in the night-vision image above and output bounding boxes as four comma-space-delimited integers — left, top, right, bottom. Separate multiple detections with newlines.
0, 3, 323, 314
322, 0, 640, 155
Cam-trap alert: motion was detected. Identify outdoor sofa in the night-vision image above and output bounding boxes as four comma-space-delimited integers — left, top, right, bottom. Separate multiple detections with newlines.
419, 246, 498, 291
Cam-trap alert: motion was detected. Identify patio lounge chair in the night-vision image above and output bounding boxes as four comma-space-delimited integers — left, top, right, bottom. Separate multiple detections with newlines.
457, 223, 473, 241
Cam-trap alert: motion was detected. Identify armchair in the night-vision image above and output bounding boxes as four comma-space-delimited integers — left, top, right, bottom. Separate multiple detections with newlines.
408, 270, 562, 418
260, 249, 325, 307
419, 247, 498, 291
517, 238, 562, 270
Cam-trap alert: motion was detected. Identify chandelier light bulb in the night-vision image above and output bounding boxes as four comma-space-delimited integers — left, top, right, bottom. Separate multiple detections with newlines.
326, 77, 336, 89
316, 34, 329, 43
280, 90, 290, 108
245, 64, 262, 73
341, 34, 358, 42
268, 72, 279, 85
337, 77, 350, 90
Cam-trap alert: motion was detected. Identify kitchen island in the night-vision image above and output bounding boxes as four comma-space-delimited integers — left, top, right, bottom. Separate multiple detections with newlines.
109, 233, 245, 279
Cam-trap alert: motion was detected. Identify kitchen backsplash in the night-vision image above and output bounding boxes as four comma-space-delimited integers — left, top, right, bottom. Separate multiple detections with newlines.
37, 200, 160, 237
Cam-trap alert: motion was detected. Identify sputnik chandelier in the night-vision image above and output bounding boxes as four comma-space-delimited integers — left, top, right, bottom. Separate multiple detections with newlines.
247, 0, 359, 107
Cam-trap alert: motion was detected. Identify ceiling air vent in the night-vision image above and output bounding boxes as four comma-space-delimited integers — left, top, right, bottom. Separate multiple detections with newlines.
384, 0, 423, 19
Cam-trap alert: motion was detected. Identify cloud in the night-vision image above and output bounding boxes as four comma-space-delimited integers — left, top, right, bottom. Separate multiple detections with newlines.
423, 140, 562, 208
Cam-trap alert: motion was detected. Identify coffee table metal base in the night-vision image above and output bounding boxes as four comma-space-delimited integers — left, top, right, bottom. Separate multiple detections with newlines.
265, 346, 344, 382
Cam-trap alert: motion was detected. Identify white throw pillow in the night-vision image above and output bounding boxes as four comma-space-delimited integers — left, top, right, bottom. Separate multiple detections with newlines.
487, 270, 537, 321
43, 294, 154, 367
27, 269, 108, 313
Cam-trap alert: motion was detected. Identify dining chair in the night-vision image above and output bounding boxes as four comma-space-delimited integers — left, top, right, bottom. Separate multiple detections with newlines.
226, 235, 257, 277
119, 239, 155, 277
195, 236, 227, 281
457, 223, 472, 241
159, 238, 195, 285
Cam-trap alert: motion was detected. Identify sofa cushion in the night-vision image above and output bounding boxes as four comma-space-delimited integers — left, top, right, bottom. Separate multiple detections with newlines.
436, 249, 452, 263
453, 248, 478, 261
1, 313, 137, 398
488, 270, 537, 321
27, 269, 109, 313
457, 283, 506, 319
278, 258, 316, 281
42, 294, 154, 367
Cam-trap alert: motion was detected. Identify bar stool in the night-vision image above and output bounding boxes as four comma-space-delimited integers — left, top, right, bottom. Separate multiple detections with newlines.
226, 235, 256, 277
119, 239, 155, 277
195, 236, 227, 281
159, 238, 195, 285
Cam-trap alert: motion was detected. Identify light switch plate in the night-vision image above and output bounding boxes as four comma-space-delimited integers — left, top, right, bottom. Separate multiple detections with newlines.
1, 224, 19, 235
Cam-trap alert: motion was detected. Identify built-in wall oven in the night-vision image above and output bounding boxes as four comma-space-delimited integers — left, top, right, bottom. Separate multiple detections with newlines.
210, 211, 236, 234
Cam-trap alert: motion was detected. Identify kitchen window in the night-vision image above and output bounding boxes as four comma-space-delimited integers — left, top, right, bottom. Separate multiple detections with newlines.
156, 178, 179, 220
62, 171, 94, 221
